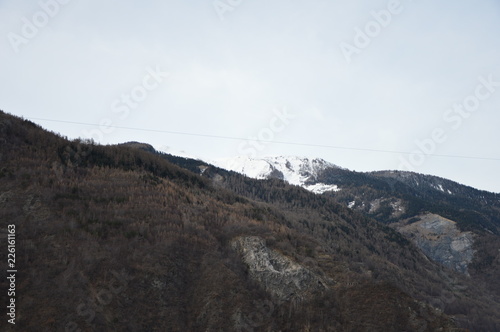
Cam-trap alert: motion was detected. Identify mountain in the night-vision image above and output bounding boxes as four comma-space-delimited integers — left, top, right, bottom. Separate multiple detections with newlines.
213, 155, 341, 194
211, 155, 500, 229
116, 140, 500, 330
206, 155, 500, 295
1, 110, 500, 331
209, 157, 500, 270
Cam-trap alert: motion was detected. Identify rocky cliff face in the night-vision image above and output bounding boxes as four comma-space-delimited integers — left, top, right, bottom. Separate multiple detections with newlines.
393, 214, 475, 274
231, 236, 328, 302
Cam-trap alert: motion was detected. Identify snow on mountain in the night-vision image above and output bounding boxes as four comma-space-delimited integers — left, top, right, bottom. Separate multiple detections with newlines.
212, 156, 340, 194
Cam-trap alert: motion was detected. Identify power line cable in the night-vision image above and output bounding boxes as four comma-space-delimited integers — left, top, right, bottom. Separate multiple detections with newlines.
27, 116, 500, 162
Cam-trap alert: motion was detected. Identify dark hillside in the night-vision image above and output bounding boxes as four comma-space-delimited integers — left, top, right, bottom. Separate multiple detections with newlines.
1, 110, 498, 331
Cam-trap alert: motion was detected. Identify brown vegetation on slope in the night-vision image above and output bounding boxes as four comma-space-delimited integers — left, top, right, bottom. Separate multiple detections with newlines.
0, 111, 495, 331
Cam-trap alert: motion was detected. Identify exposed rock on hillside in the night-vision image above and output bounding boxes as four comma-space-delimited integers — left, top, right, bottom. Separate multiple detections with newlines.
394, 214, 475, 274
231, 236, 328, 302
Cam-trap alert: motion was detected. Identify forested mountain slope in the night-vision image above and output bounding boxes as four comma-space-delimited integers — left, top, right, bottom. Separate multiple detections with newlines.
1, 111, 499, 331
203, 154, 500, 301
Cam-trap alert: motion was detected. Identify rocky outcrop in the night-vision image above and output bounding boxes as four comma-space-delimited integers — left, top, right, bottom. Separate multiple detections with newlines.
231, 236, 328, 302
394, 214, 475, 274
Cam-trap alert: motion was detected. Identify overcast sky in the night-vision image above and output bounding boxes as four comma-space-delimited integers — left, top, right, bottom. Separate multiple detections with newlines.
1, 0, 499, 192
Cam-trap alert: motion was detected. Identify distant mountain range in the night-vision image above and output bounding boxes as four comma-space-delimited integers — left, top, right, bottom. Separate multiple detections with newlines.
211, 155, 500, 275
125, 146, 500, 277
212, 155, 500, 232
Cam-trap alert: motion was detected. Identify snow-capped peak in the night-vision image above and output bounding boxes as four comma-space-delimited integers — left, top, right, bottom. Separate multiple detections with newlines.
211, 155, 340, 194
